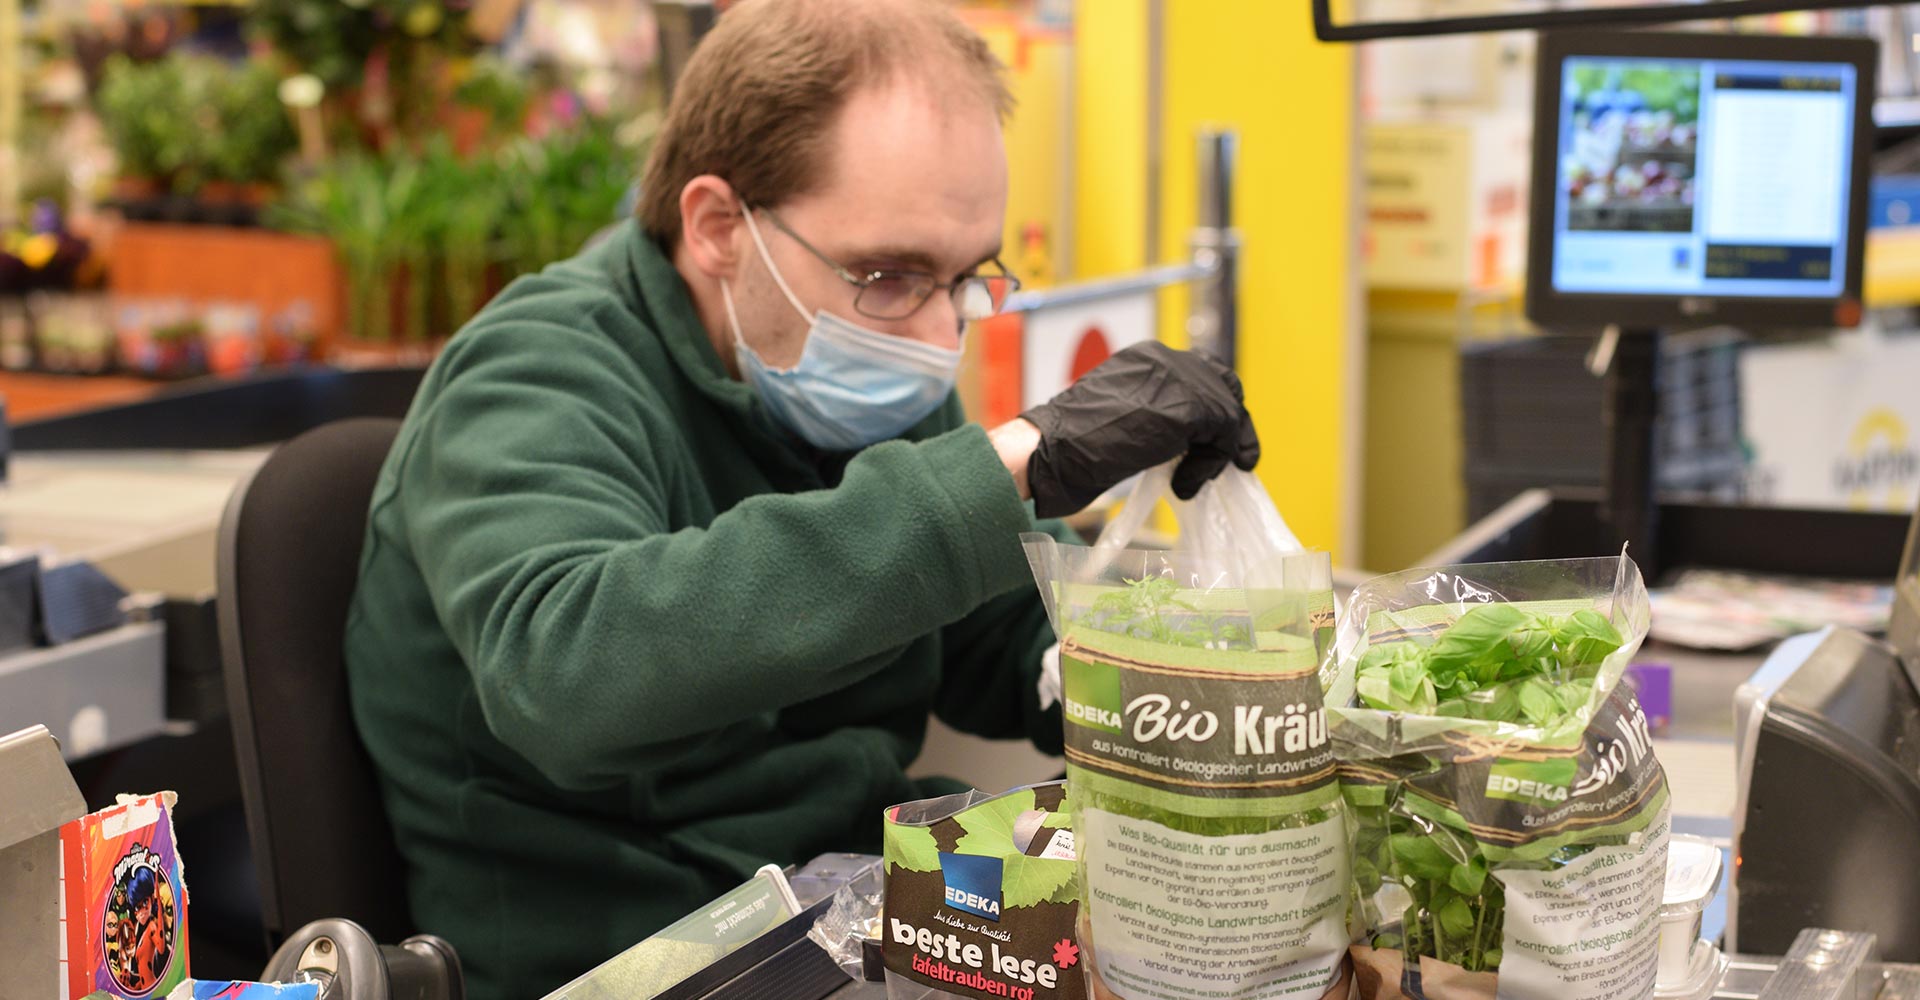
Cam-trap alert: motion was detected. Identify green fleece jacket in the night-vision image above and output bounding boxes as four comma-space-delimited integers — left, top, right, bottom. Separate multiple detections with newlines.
343, 220, 1071, 1000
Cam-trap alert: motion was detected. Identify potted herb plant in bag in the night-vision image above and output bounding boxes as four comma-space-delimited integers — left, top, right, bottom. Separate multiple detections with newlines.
1330, 556, 1669, 1000
1024, 464, 1350, 1000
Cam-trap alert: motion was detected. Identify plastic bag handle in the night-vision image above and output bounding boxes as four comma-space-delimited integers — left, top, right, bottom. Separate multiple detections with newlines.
1091, 462, 1176, 554
1087, 461, 1304, 584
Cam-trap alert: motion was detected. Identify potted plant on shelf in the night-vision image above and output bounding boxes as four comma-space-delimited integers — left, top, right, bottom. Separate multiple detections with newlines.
497, 120, 636, 280
203, 60, 300, 224
434, 146, 505, 330
94, 56, 176, 210
270, 150, 404, 354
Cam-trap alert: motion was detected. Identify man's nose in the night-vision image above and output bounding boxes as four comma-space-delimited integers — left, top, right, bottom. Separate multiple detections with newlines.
907, 288, 964, 351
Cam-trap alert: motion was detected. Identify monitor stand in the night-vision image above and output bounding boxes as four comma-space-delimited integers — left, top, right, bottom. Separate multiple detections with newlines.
1596, 325, 1662, 578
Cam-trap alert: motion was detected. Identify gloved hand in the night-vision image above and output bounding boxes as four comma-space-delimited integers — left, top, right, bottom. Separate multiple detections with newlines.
1020, 342, 1259, 519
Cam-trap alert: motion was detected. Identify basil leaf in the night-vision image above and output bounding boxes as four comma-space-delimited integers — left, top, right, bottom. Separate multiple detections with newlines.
1508, 625, 1554, 661
1354, 857, 1383, 896
1390, 833, 1456, 881
1428, 604, 1529, 676
1409, 675, 1438, 715
1361, 642, 1422, 673
1448, 856, 1488, 895
1389, 658, 1425, 703
1438, 896, 1476, 939
1557, 678, 1595, 716
1356, 670, 1393, 711
1485, 682, 1522, 723
1517, 677, 1559, 725
1484, 948, 1503, 968
1557, 608, 1624, 666
1498, 654, 1548, 683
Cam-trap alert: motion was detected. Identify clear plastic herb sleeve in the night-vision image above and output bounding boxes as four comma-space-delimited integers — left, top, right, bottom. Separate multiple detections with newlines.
1327, 556, 1670, 1000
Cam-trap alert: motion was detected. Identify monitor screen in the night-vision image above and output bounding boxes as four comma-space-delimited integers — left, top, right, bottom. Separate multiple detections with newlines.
1527, 33, 1876, 329
1315, 0, 1882, 42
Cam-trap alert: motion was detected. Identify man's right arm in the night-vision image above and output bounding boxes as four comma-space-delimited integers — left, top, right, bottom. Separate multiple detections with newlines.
988, 417, 1041, 498
398, 322, 1041, 791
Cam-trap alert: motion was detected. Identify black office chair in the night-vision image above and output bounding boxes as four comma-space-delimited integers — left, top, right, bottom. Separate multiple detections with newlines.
216, 417, 411, 946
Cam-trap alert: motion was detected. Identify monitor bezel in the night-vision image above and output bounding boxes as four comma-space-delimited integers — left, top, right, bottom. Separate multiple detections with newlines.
1526, 30, 1878, 331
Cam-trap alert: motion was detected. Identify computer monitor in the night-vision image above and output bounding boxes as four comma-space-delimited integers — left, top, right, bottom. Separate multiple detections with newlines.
1527, 31, 1877, 329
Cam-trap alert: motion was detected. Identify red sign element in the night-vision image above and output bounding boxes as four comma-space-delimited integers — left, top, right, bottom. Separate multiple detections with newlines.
1069, 326, 1112, 383
1053, 938, 1080, 968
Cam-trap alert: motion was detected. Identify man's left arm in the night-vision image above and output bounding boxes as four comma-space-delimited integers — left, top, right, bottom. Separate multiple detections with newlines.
932, 516, 1080, 754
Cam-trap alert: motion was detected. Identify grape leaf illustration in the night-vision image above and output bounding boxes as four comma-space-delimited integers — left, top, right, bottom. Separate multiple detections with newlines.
1002, 854, 1078, 910
948, 788, 1078, 909
951, 789, 1038, 857
884, 820, 941, 873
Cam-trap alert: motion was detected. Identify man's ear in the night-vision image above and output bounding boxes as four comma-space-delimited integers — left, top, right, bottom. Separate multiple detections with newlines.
679, 175, 744, 280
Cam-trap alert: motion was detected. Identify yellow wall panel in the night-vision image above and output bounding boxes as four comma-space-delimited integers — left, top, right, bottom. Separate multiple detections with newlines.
1157, 2, 1358, 559
964, 11, 1074, 286
1070, 0, 1148, 279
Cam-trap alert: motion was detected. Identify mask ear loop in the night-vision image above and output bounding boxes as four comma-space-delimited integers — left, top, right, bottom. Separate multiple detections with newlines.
740, 206, 815, 325
720, 278, 744, 340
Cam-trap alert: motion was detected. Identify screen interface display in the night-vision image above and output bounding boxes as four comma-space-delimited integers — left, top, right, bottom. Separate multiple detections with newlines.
1550, 56, 1858, 299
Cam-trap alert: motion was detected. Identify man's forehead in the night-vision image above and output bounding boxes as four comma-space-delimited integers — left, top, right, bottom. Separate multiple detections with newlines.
791, 79, 1006, 266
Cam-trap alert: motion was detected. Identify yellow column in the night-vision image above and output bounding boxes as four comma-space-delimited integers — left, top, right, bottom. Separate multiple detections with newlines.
1071, 0, 1149, 279
964, 9, 1074, 285
1156, 2, 1360, 559
1, 0, 21, 230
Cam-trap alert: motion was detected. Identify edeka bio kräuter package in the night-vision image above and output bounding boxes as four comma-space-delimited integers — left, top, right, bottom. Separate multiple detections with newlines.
882, 782, 1086, 1000
1026, 528, 1349, 1000
1328, 556, 1670, 1000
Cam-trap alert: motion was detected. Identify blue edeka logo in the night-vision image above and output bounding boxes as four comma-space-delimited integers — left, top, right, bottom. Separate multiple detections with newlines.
939, 852, 1003, 922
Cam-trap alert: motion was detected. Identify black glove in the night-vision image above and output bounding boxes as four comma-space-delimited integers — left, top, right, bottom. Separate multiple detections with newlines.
1020, 342, 1259, 519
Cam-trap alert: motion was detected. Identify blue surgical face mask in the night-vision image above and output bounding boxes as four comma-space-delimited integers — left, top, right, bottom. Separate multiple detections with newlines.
721, 210, 962, 452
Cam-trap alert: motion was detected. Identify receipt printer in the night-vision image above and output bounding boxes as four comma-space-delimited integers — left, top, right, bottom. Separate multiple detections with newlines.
1730, 504, 1920, 959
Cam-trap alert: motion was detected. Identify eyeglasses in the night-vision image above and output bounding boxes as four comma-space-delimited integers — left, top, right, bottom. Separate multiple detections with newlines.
755, 206, 1021, 323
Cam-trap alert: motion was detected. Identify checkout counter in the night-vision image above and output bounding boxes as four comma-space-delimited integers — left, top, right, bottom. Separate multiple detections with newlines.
5, 376, 1920, 998
0, 362, 1916, 1000
0, 366, 424, 751
10, 498, 1920, 1000
0, 366, 425, 981
510, 494, 1920, 1000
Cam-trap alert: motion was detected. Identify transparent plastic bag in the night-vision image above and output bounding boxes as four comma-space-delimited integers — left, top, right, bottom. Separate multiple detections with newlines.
807, 860, 887, 982
1022, 465, 1349, 1000
1028, 464, 1332, 662
1329, 555, 1669, 1000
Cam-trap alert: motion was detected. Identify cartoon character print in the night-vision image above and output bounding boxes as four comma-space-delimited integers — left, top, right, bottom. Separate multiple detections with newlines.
103, 845, 176, 995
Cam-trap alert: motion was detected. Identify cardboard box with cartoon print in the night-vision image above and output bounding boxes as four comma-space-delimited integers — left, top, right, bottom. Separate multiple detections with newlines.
61, 792, 191, 999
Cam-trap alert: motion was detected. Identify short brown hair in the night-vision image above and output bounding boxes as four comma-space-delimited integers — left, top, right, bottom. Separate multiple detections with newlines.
638, 0, 1012, 248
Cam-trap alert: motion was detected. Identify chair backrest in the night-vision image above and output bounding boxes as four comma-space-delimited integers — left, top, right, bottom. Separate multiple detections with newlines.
217, 417, 409, 946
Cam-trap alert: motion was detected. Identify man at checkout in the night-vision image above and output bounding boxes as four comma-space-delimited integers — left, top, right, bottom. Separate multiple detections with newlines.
345, 1, 1259, 996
